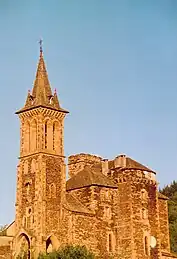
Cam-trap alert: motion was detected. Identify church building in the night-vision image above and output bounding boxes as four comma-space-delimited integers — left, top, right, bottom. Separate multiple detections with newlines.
0, 45, 176, 259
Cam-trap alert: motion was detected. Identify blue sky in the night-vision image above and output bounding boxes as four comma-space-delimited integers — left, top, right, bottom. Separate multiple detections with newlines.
0, 0, 177, 225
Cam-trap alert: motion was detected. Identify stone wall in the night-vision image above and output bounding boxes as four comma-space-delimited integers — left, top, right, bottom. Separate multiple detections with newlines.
68, 185, 118, 258
68, 153, 102, 178
72, 213, 99, 255
42, 205, 99, 256
116, 181, 134, 259
14, 156, 36, 237
147, 183, 161, 259
13, 153, 66, 257
112, 168, 161, 259
45, 155, 65, 237
0, 245, 12, 259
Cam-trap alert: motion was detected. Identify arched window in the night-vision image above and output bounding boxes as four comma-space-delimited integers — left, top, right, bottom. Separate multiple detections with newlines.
53, 122, 56, 150
53, 121, 59, 151
107, 232, 115, 253
24, 160, 28, 175
49, 183, 56, 198
45, 121, 48, 149
25, 182, 30, 196
105, 207, 112, 220
31, 159, 36, 174
51, 184, 56, 198
31, 119, 37, 151
23, 216, 27, 228
142, 208, 148, 220
108, 234, 112, 252
105, 190, 109, 199
141, 189, 148, 201
144, 236, 149, 255
26, 208, 32, 230
60, 125, 63, 155
26, 122, 30, 152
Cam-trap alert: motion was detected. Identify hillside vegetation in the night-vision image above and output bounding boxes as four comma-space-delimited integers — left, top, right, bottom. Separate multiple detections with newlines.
160, 180, 177, 253
0, 225, 7, 236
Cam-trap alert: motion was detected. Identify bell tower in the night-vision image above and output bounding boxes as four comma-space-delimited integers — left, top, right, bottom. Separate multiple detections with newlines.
13, 43, 69, 258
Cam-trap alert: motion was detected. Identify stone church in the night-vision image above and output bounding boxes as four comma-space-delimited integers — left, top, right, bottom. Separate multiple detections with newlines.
0, 46, 176, 259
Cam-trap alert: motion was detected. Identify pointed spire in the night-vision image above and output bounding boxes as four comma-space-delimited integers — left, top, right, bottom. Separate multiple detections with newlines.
24, 90, 33, 107
32, 41, 52, 105
53, 89, 60, 109
16, 41, 69, 114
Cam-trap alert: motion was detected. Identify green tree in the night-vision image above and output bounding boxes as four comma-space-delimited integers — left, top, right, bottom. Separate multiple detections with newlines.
38, 245, 95, 259
160, 180, 177, 253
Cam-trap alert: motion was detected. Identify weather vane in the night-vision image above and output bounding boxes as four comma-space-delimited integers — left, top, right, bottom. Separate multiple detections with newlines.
39, 38, 43, 53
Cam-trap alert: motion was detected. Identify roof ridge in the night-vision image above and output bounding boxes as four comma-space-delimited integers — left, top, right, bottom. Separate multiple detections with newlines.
66, 166, 117, 191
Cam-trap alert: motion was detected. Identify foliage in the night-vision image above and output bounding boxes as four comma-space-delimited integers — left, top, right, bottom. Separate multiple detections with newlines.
0, 224, 7, 236
38, 245, 95, 259
16, 252, 28, 259
160, 180, 177, 254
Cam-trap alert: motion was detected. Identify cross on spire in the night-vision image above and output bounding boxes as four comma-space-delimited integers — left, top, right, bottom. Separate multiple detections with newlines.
39, 38, 43, 53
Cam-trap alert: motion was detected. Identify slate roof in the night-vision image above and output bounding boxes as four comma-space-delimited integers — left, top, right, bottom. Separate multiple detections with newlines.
64, 193, 93, 215
66, 166, 117, 191
109, 156, 155, 173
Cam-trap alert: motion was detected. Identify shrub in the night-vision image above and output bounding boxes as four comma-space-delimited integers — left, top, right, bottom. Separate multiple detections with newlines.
38, 245, 95, 259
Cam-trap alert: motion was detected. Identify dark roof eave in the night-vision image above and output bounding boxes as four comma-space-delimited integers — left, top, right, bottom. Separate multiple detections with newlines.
113, 167, 156, 174
158, 193, 169, 200
66, 183, 118, 191
161, 251, 177, 258
15, 105, 69, 114
63, 205, 95, 216
128, 167, 156, 174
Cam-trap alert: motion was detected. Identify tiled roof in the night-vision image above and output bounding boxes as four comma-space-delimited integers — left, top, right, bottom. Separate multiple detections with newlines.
126, 157, 155, 172
66, 166, 117, 191
109, 156, 155, 173
64, 193, 93, 215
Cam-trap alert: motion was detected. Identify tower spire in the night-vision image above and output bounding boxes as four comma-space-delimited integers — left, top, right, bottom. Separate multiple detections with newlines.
32, 40, 52, 103
16, 42, 69, 114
